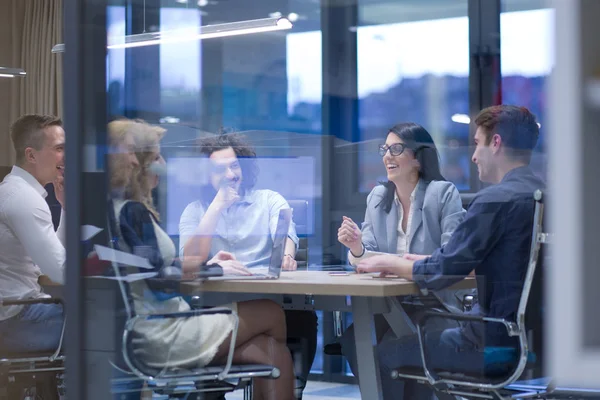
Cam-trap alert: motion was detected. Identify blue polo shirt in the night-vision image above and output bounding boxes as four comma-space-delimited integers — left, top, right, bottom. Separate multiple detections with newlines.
179, 189, 299, 267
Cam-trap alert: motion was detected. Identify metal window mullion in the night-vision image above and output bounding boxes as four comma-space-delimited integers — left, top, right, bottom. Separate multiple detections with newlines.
467, 0, 501, 193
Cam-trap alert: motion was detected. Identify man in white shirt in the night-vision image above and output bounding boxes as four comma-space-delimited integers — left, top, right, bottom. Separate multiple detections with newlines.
0, 114, 66, 353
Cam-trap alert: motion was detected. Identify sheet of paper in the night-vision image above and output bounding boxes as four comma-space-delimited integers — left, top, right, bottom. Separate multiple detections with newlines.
81, 225, 103, 241
94, 244, 154, 270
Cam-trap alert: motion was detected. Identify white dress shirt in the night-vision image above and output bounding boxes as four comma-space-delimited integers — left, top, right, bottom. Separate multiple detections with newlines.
0, 166, 66, 320
349, 185, 417, 264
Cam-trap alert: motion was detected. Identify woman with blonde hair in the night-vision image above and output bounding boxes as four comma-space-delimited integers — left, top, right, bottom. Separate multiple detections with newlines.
107, 118, 294, 400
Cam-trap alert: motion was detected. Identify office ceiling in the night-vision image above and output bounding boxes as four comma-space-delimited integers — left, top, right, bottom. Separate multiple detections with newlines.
109, 0, 549, 33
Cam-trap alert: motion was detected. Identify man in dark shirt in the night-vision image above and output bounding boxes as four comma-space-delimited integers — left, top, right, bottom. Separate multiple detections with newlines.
357, 105, 545, 399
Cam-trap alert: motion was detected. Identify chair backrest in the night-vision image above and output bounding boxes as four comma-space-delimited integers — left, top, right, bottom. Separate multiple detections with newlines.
287, 200, 309, 269
106, 199, 137, 320
509, 189, 547, 376
522, 191, 547, 371
517, 190, 546, 329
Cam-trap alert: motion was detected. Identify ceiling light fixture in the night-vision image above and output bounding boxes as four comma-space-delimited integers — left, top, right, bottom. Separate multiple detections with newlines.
52, 17, 292, 53
451, 113, 541, 128
451, 113, 471, 124
0, 67, 26, 78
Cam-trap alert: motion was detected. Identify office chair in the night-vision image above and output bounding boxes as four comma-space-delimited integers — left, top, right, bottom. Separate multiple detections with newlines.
287, 200, 309, 269
0, 298, 65, 400
391, 190, 553, 400
104, 200, 279, 400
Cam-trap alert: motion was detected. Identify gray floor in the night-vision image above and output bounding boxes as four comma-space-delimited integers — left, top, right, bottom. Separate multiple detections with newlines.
225, 380, 361, 400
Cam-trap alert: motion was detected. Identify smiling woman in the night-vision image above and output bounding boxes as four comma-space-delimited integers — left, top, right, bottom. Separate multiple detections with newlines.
337, 120, 469, 380
377, 122, 446, 214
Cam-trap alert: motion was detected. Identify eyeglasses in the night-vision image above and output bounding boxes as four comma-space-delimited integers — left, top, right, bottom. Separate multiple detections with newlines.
379, 143, 407, 157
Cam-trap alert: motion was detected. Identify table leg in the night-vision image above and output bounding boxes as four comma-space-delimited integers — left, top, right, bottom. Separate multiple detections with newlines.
383, 297, 416, 338
351, 296, 383, 400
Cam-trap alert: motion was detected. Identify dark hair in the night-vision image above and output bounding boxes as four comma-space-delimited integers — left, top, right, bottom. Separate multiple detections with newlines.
197, 131, 259, 205
474, 105, 539, 163
377, 122, 445, 213
10, 114, 63, 164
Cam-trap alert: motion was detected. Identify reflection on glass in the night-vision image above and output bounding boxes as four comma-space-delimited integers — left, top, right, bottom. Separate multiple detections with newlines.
107, 5, 126, 119
356, 7, 470, 192
287, 30, 322, 133
500, 6, 554, 181
160, 7, 203, 122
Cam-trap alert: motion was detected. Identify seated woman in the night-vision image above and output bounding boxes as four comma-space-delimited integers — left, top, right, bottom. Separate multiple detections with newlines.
337, 122, 469, 376
107, 119, 294, 400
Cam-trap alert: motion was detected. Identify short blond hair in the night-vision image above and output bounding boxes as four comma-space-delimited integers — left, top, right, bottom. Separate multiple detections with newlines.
11, 115, 63, 164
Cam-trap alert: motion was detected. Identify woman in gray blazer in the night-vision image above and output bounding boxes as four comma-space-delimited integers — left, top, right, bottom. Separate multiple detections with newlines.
337, 122, 470, 376
339, 122, 464, 261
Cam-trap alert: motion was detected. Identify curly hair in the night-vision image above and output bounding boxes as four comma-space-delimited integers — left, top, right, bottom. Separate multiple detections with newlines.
197, 131, 259, 205
109, 118, 165, 219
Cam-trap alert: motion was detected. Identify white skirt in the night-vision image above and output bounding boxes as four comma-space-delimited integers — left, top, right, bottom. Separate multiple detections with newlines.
131, 297, 237, 369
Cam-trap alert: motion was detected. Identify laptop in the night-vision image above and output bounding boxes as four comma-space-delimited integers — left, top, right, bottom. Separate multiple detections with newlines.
208, 208, 292, 281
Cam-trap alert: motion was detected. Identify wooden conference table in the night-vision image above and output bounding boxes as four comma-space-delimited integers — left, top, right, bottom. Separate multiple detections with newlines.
181, 270, 476, 400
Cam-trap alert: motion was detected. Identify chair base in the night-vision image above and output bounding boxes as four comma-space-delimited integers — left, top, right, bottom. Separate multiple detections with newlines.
0, 369, 64, 400
112, 363, 276, 400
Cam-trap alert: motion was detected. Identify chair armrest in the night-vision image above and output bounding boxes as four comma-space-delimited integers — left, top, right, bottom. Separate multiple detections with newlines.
0, 297, 63, 306
0, 297, 65, 362
420, 310, 518, 336
142, 307, 233, 321
413, 310, 523, 388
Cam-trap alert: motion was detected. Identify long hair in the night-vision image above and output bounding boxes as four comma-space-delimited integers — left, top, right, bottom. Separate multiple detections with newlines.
377, 122, 445, 213
109, 118, 166, 220
107, 119, 134, 191
197, 131, 259, 207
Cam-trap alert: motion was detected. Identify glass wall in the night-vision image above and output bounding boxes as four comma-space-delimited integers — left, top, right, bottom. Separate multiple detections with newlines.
55, 0, 553, 397
500, 2, 554, 180
356, 0, 471, 192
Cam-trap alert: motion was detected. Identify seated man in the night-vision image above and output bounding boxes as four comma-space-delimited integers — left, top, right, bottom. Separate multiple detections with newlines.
0, 114, 66, 353
357, 105, 545, 399
179, 132, 317, 398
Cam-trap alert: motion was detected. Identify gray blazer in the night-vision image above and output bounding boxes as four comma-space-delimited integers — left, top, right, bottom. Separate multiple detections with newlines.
361, 179, 472, 312
361, 180, 464, 255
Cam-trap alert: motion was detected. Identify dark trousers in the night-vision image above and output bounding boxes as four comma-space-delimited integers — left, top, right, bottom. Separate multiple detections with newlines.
377, 328, 484, 400
284, 310, 318, 387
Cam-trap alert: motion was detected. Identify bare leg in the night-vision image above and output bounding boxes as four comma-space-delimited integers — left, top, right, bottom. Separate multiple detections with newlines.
225, 299, 288, 347
226, 334, 294, 400
211, 300, 294, 399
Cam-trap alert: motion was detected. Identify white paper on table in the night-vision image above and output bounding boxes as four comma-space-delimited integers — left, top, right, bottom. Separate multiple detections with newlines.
88, 272, 158, 282
81, 225, 103, 241
94, 244, 154, 270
